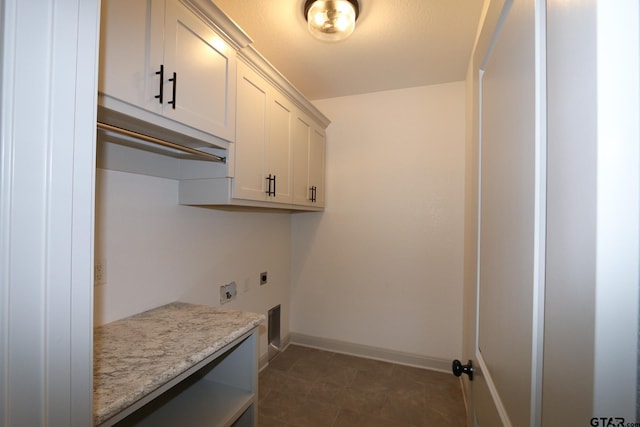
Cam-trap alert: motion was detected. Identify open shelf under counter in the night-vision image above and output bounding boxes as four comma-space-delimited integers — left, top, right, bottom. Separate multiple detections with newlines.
93, 302, 265, 427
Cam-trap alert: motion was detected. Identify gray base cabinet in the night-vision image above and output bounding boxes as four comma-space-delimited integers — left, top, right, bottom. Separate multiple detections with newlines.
114, 331, 257, 427
93, 303, 264, 427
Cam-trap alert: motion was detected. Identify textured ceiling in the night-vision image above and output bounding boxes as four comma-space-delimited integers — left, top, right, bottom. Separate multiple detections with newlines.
213, 0, 484, 100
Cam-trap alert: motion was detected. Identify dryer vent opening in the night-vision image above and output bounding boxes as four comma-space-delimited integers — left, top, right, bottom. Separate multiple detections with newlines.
268, 305, 281, 361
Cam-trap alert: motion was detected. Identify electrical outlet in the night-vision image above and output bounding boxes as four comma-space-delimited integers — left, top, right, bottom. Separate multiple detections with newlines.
94, 261, 106, 286
220, 281, 237, 305
260, 272, 268, 285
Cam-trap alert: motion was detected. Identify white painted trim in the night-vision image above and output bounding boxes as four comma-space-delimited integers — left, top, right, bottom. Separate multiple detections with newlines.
475, 351, 513, 426
0, 1, 16, 423
475, 71, 484, 355
530, 1, 547, 426
594, 0, 640, 419
0, 0, 99, 424
182, 0, 253, 50
289, 333, 452, 372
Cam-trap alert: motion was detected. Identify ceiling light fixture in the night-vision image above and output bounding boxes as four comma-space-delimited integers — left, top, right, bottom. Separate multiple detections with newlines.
304, 0, 360, 43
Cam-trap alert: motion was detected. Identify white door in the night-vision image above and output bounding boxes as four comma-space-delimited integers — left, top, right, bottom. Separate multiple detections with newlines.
468, 0, 545, 425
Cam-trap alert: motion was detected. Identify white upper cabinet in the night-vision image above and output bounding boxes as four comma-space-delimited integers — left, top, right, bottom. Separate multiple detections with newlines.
292, 113, 326, 207
233, 60, 293, 204
308, 126, 326, 206
233, 61, 268, 201
98, 0, 330, 211
266, 91, 294, 204
99, 0, 237, 143
164, 1, 236, 141
98, 0, 163, 113
179, 58, 326, 211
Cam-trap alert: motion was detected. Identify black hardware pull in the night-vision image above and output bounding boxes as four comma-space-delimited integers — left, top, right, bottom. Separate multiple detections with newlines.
155, 65, 164, 104
265, 174, 274, 196
452, 359, 473, 381
313, 186, 317, 202
168, 72, 177, 109
310, 186, 317, 202
273, 175, 276, 197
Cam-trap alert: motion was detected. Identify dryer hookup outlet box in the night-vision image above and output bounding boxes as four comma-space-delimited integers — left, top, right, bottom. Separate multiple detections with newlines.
220, 282, 237, 304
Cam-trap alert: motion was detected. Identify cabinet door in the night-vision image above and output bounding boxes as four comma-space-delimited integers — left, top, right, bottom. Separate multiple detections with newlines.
163, 1, 237, 141
233, 61, 268, 201
98, 0, 164, 114
292, 114, 312, 205
267, 93, 294, 204
308, 127, 326, 206
292, 113, 326, 207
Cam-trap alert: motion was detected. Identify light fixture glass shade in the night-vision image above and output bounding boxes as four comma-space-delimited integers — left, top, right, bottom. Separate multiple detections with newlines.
306, 0, 358, 42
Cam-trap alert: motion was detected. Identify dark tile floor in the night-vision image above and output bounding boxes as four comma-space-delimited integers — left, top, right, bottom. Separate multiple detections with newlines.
258, 345, 467, 427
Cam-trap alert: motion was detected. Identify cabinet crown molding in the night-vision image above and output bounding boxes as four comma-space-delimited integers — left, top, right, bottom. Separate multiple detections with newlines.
182, 0, 253, 50
238, 46, 331, 129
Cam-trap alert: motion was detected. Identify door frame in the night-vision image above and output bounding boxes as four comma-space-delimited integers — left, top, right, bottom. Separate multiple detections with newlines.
0, 0, 100, 425
592, 0, 639, 418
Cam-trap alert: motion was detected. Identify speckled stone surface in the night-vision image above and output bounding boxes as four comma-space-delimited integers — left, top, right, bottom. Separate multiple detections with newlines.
93, 302, 264, 426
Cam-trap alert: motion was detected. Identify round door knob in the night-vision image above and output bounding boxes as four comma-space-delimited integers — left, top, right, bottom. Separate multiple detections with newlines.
452, 359, 474, 381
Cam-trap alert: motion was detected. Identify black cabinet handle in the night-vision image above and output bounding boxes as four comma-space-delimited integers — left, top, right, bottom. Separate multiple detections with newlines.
310, 186, 317, 202
168, 72, 177, 109
266, 174, 275, 196
155, 65, 164, 104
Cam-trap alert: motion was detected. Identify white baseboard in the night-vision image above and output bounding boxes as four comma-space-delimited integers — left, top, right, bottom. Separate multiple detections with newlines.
289, 332, 453, 373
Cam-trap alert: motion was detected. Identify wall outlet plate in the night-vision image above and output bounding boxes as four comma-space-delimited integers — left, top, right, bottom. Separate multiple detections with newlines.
260, 272, 268, 285
94, 261, 106, 286
220, 281, 237, 304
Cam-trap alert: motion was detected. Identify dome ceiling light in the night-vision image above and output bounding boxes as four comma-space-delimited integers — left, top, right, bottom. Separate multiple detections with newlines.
304, 0, 360, 42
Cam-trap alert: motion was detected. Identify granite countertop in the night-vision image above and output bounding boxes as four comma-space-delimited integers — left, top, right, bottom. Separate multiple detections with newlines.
93, 302, 265, 426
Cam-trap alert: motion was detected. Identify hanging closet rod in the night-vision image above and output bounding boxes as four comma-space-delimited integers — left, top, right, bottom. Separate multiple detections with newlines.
96, 121, 226, 163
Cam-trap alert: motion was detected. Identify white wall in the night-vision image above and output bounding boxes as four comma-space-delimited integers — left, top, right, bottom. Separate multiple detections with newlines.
94, 168, 292, 360
291, 82, 466, 366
